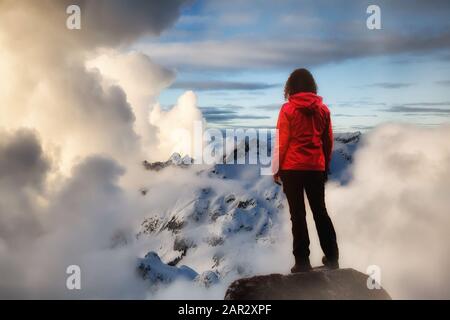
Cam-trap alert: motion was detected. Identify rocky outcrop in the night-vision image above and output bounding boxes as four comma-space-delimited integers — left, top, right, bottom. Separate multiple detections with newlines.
334, 131, 361, 144
138, 251, 198, 285
142, 153, 193, 171
137, 251, 219, 288
224, 268, 391, 300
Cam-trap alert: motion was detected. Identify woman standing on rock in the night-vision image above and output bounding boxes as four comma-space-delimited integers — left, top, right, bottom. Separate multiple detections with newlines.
273, 68, 339, 273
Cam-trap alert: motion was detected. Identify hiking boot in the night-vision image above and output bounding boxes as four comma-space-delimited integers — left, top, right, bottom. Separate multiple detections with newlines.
322, 256, 339, 269
290, 263, 312, 273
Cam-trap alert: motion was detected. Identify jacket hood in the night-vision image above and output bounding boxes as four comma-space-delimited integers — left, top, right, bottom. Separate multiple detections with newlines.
288, 92, 323, 115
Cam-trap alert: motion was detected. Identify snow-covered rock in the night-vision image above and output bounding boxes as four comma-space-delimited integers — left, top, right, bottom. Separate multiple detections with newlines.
330, 132, 362, 184
195, 271, 220, 288
137, 251, 198, 285
142, 152, 193, 171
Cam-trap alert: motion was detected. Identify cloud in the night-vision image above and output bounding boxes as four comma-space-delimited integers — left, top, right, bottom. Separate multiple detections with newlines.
142, 31, 450, 70
0, 0, 191, 170
332, 100, 387, 108
141, 0, 450, 71
0, 144, 147, 298
86, 51, 176, 157
200, 106, 270, 124
4, 0, 188, 49
364, 82, 414, 89
0, 0, 202, 299
383, 102, 450, 114
328, 123, 450, 298
218, 12, 258, 27
435, 80, 450, 86
170, 81, 278, 91
400, 102, 450, 107
254, 104, 283, 111
333, 114, 378, 117
0, 129, 50, 247
349, 125, 375, 130
150, 91, 205, 157
387, 106, 450, 114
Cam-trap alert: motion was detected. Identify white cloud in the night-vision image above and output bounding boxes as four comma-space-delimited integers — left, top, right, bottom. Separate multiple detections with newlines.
328, 123, 450, 298
0, 0, 204, 299
150, 91, 205, 158
139, 31, 450, 71
87, 51, 176, 160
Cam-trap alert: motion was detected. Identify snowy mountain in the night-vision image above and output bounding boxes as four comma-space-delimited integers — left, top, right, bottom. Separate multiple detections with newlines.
134, 132, 362, 290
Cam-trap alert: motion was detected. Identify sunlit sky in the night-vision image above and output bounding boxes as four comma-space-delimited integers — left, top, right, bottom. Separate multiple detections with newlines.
136, 0, 450, 132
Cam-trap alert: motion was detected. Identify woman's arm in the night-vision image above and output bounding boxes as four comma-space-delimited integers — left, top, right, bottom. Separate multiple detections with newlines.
272, 106, 290, 176
322, 113, 333, 172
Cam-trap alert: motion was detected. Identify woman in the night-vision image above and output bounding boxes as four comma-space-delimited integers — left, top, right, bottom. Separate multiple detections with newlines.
273, 68, 339, 273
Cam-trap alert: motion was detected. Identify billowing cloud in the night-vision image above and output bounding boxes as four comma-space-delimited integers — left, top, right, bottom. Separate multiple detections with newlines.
87, 51, 176, 157
0, 142, 146, 298
0, 129, 49, 248
0, 0, 190, 170
328, 123, 450, 298
0, 0, 201, 299
0, 0, 187, 50
150, 91, 204, 157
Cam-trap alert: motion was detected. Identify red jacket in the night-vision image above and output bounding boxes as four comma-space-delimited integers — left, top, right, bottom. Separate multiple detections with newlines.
273, 92, 333, 172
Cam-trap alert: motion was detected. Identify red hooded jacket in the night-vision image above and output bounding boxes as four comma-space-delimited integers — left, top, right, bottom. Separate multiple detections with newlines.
273, 92, 333, 172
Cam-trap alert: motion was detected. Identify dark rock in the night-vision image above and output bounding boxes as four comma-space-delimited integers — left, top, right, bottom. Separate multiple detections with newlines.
237, 198, 256, 209
206, 236, 224, 247
142, 153, 193, 171
162, 216, 185, 233
137, 216, 161, 237
334, 131, 361, 144
224, 268, 391, 300
212, 253, 224, 269
225, 194, 236, 204
195, 271, 220, 288
143, 159, 169, 171
138, 251, 198, 285
168, 237, 196, 266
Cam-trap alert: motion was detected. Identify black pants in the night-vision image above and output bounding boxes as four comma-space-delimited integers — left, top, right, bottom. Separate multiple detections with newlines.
280, 170, 339, 266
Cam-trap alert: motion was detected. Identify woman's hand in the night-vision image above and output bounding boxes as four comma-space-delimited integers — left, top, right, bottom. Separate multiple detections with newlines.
273, 173, 281, 185
324, 168, 330, 183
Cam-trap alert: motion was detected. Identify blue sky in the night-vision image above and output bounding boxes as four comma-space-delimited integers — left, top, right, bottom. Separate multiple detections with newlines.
136, 0, 450, 132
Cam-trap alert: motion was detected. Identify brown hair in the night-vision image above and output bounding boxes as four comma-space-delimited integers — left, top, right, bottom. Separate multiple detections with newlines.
284, 68, 318, 100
